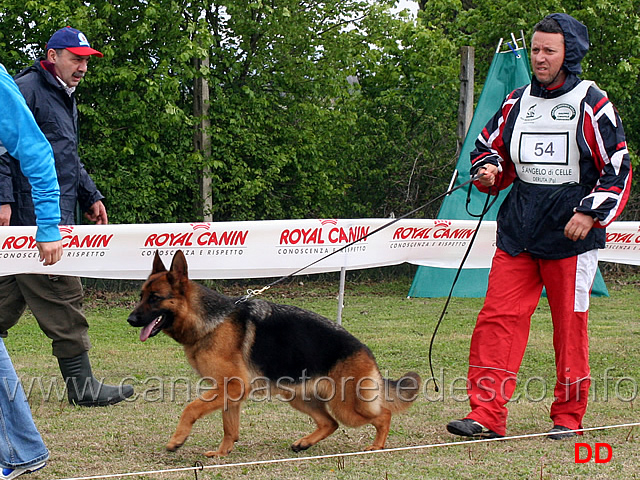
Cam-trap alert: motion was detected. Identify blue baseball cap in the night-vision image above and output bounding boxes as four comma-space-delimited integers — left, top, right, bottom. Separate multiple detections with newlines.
46, 27, 103, 57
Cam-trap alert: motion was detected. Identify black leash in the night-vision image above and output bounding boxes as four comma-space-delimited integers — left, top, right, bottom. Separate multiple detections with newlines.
427, 183, 498, 391
236, 172, 486, 303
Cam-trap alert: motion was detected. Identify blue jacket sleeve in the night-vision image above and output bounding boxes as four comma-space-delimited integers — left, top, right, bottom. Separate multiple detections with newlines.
0, 64, 61, 242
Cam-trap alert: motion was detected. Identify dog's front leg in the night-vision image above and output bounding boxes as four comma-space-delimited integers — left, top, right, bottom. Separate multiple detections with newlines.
204, 403, 241, 457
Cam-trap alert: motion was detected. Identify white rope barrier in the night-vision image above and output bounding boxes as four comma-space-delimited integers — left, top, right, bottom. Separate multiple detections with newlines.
53, 421, 640, 480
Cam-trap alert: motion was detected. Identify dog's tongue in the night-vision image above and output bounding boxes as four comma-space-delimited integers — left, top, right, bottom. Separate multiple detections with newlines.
140, 322, 156, 342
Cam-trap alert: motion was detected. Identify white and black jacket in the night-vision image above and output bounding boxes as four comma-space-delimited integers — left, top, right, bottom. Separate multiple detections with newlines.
470, 73, 632, 260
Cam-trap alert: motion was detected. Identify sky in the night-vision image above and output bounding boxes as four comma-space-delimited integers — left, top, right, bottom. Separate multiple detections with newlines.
393, 0, 419, 16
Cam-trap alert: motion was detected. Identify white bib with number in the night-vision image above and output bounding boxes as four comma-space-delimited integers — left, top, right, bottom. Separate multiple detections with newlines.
510, 81, 593, 185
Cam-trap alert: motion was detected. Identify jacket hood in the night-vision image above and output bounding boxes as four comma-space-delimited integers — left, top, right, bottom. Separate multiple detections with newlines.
547, 13, 589, 75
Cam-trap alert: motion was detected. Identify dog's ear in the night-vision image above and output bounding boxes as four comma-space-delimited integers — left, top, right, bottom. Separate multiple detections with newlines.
169, 250, 189, 282
152, 250, 167, 274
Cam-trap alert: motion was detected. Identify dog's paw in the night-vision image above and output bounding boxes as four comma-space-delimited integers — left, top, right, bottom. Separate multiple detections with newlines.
166, 440, 184, 452
204, 449, 230, 458
364, 444, 384, 451
291, 441, 311, 453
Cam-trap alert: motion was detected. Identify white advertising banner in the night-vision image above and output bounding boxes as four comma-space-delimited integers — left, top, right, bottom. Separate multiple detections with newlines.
0, 219, 639, 279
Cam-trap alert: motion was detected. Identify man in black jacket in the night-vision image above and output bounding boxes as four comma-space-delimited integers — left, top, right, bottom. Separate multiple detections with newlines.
0, 27, 133, 406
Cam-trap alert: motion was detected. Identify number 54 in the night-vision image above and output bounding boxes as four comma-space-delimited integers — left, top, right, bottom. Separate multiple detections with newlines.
535, 142, 555, 156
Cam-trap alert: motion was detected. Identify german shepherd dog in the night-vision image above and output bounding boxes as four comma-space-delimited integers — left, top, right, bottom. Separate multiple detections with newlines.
128, 250, 420, 457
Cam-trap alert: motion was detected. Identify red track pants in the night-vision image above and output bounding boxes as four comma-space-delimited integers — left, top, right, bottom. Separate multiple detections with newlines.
465, 248, 598, 436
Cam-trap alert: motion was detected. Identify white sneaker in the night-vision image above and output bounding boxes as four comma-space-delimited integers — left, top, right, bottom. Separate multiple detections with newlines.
0, 461, 46, 480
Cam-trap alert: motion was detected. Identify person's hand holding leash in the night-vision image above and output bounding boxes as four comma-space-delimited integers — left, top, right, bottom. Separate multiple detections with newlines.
477, 164, 499, 187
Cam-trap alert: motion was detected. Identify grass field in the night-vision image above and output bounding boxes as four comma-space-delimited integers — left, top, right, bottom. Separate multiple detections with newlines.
5, 273, 640, 480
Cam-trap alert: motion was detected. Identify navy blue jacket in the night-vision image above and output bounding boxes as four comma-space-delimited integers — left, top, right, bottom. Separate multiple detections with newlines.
0, 59, 103, 226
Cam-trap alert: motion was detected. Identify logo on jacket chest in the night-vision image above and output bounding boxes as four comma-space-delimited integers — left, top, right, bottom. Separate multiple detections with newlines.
522, 103, 542, 122
551, 103, 577, 121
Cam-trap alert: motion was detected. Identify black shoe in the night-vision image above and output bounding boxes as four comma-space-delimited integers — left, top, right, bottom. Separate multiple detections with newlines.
446, 418, 503, 439
547, 425, 577, 440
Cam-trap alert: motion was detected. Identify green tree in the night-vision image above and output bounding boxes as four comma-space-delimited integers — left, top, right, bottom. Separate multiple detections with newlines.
340, 3, 460, 218
199, 0, 375, 220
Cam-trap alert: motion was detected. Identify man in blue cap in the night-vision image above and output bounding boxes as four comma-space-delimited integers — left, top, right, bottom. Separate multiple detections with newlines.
446, 13, 631, 440
0, 27, 134, 407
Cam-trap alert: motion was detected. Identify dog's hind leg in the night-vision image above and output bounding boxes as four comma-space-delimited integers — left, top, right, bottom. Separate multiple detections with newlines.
365, 407, 391, 451
204, 403, 241, 457
288, 397, 339, 452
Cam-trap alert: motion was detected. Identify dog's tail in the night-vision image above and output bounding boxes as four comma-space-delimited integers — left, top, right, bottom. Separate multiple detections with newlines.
382, 371, 421, 413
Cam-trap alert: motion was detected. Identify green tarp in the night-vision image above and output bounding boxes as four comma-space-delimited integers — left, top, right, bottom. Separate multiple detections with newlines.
408, 42, 609, 298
